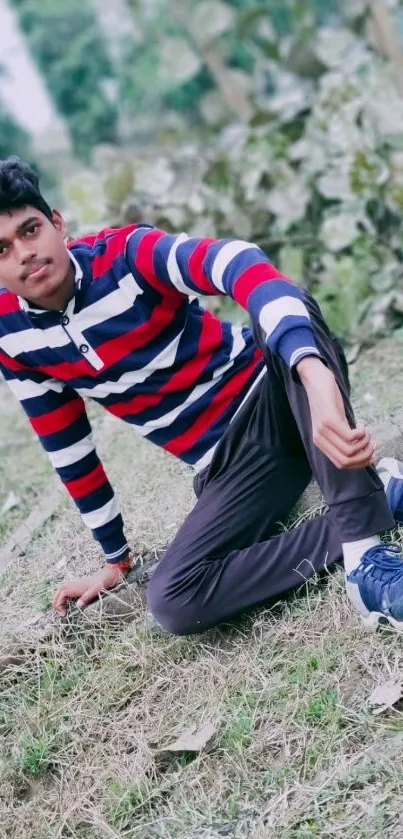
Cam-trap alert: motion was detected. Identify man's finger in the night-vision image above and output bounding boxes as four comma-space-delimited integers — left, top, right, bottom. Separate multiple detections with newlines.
317, 428, 368, 459
53, 586, 68, 616
323, 418, 368, 445
315, 435, 375, 470
77, 585, 102, 611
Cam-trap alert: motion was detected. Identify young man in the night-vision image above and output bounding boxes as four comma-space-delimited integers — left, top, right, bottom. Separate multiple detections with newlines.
1, 155, 403, 635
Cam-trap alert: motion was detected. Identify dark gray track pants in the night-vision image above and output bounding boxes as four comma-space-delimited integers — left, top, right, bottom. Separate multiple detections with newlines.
147, 293, 394, 635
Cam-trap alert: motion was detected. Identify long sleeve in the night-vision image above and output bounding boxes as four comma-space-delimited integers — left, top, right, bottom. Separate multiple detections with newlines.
0, 357, 129, 563
126, 227, 321, 369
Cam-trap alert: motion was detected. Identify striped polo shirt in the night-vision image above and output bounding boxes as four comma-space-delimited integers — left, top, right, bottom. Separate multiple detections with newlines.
0, 224, 319, 561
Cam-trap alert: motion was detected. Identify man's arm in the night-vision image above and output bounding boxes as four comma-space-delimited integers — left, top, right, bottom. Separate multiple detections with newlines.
126, 227, 320, 370
0, 355, 131, 612
127, 227, 375, 469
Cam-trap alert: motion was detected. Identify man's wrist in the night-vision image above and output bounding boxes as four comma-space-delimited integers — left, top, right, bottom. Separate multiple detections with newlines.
108, 553, 133, 574
296, 355, 325, 383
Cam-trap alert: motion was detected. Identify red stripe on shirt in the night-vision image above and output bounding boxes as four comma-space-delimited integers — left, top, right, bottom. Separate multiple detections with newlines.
0, 348, 31, 373
30, 397, 84, 436
165, 349, 262, 457
97, 299, 180, 369
233, 264, 292, 308
134, 229, 181, 299
108, 310, 223, 418
187, 239, 217, 294
0, 293, 20, 316
64, 463, 107, 499
92, 225, 139, 279
35, 357, 99, 382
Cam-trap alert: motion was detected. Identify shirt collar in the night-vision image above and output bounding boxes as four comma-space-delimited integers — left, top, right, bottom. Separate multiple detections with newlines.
18, 249, 83, 315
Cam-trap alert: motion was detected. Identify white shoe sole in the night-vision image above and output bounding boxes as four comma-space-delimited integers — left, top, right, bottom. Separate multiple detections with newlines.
346, 578, 403, 632
377, 457, 403, 484
361, 610, 403, 632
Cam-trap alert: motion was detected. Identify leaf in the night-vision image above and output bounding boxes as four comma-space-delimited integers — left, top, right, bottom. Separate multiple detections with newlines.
318, 164, 353, 202
314, 26, 367, 70
192, 2, 235, 42
267, 182, 310, 233
133, 157, 175, 200
199, 90, 232, 126
159, 38, 202, 87
320, 211, 362, 252
266, 72, 312, 122
368, 679, 403, 714
279, 246, 304, 280
151, 722, 218, 754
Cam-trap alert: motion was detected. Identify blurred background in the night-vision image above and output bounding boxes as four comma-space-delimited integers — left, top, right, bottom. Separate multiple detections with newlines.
2, 0, 403, 353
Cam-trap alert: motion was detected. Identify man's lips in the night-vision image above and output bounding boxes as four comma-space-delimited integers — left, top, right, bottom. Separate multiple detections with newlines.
22, 261, 51, 282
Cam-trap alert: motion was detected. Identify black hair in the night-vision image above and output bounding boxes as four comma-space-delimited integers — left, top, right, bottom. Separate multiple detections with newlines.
0, 156, 53, 220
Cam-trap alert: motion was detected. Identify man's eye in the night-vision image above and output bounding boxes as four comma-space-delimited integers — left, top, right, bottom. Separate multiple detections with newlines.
25, 224, 39, 236
0, 244, 9, 256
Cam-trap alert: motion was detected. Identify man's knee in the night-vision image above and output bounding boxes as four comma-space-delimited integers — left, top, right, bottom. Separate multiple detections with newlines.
146, 573, 205, 636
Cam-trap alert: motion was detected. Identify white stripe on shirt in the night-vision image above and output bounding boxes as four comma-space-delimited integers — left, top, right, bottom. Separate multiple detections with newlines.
166, 233, 193, 294
75, 328, 184, 398
259, 296, 309, 338
212, 241, 259, 293
81, 495, 120, 529
6, 377, 64, 401
47, 434, 95, 469
0, 324, 70, 357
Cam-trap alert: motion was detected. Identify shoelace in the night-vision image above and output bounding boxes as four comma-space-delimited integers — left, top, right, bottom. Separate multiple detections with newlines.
359, 544, 403, 587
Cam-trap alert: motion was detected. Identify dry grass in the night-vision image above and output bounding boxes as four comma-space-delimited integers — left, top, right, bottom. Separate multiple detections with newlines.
0, 379, 54, 544
2, 339, 403, 838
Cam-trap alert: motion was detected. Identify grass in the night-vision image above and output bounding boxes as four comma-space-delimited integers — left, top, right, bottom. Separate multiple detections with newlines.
0, 379, 54, 544
2, 594, 403, 838
2, 337, 403, 837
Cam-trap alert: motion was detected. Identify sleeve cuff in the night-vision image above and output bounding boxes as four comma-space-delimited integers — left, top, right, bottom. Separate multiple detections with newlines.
275, 326, 320, 369
105, 544, 131, 564
93, 513, 130, 563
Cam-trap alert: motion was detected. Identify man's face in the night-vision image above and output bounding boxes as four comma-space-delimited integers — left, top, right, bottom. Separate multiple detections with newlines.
0, 206, 71, 306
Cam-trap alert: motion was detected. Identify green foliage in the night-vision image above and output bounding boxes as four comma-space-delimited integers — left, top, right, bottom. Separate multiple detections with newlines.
15, 729, 62, 775
60, 0, 403, 349
11, 0, 118, 160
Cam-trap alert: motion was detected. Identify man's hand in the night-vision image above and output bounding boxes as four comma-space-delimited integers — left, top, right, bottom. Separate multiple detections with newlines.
53, 563, 128, 616
296, 356, 375, 470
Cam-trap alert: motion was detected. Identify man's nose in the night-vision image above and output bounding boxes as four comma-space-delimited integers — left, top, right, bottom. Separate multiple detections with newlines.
15, 240, 37, 263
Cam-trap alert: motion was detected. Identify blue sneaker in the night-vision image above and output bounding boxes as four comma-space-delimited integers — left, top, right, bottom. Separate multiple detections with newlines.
377, 457, 403, 523
346, 544, 403, 630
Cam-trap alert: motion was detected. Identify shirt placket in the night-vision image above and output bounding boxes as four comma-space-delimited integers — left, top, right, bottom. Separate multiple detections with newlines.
60, 297, 105, 372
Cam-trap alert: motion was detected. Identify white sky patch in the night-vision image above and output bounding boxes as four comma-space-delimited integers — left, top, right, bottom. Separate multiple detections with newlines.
0, 0, 69, 148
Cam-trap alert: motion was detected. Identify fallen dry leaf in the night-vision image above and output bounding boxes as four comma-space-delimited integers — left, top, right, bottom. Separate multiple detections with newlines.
368, 679, 403, 714
0, 491, 20, 517
151, 722, 217, 754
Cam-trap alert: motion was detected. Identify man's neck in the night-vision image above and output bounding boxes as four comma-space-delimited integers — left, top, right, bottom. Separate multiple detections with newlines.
26, 262, 76, 312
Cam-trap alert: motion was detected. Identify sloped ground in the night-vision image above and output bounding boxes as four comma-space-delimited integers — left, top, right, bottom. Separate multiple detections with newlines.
2, 336, 403, 839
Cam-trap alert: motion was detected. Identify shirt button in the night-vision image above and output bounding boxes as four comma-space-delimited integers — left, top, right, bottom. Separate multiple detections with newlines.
62, 315, 69, 326
80, 343, 89, 354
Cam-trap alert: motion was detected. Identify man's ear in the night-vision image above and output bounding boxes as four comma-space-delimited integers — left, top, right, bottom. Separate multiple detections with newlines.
51, 209, 67, 238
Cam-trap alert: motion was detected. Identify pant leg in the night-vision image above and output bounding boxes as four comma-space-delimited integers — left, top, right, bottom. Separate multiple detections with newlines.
147, 370, 338, 635
255, 291, 395, 541
148, 292, 394, 635
147, 456, 339, 635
